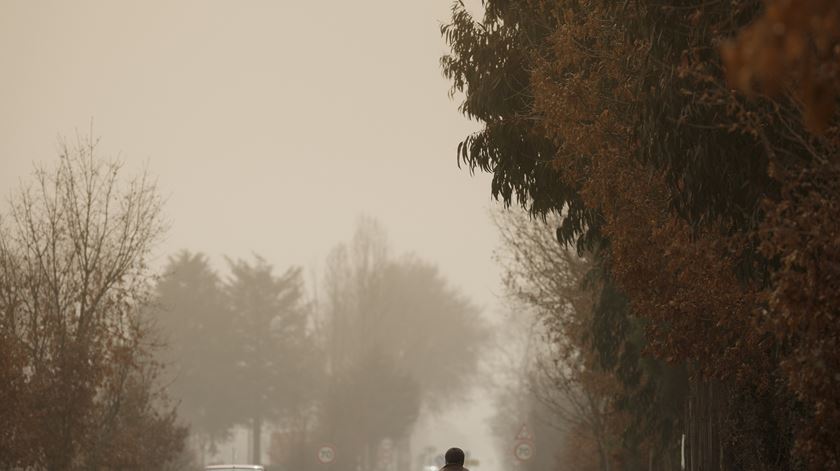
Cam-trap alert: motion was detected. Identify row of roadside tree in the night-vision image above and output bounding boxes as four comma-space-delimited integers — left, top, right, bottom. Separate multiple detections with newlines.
0, 139, 488, 470
158, 217, 487, 470
442, 1, 840, 470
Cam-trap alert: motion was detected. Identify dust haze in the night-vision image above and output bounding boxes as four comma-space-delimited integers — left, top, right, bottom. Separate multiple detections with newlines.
1, 1, 509, 469
5, 1, 836, 471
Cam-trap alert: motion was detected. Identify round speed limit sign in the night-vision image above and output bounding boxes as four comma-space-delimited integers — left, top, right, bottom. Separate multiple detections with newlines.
317, 444, 336, 464
513, 440, 535, 462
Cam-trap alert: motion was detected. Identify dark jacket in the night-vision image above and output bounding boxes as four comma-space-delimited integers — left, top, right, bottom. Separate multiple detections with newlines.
441, 465, 468, 471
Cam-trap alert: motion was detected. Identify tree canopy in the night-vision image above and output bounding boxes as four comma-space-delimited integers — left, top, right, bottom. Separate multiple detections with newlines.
316, 218, 488, 469
443, 0, 840, 468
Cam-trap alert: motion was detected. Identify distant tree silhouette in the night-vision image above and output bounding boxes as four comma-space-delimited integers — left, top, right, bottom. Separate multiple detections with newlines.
225, 256, 315, 464
317, 218, 487, 470
154, 251, 238, 462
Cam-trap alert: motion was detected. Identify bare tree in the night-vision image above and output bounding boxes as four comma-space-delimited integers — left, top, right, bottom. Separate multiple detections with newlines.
317, 217, 487, 471
0, 135, 184, 470
493, 207, 618, 471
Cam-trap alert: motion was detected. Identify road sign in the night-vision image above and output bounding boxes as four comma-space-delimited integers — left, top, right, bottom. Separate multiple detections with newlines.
317, 444, 336, 464
516, 424, 534, 441
513, 440, 535, 462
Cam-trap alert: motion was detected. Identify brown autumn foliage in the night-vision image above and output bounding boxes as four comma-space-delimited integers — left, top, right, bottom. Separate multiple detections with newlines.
758, 161, 840, 469
723, 0, 840, 131
529, 0, 761, 381
526, 8, 772, 469
724, 10, 840, 463
521, 0, 839, 468
532, 2, 840, 469
0, 330, 37, 468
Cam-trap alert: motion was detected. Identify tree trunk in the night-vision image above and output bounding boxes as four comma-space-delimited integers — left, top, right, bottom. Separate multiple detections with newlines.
252, 416, 262, 464
197, 434, 207, 468
597, 439, 611, 471
684, 380, 729, 471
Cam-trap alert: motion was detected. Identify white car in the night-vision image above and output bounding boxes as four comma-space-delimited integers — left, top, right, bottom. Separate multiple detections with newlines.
205, 466, 265, 471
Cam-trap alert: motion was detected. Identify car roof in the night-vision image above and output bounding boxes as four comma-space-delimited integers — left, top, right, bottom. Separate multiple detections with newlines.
205, 466, 265, 470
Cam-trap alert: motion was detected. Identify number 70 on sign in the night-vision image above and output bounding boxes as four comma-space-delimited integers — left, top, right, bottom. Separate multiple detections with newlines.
317, 445, 336, 464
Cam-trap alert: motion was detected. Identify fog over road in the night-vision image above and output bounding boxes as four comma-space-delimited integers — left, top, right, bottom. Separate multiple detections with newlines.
1, 0, 504, 469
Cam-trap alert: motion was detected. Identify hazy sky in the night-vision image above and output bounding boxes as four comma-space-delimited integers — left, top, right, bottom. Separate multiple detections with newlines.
1, 0, 507, 468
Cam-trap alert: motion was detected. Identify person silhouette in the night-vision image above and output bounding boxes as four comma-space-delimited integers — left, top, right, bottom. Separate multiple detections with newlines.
440, 447, 468, 471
